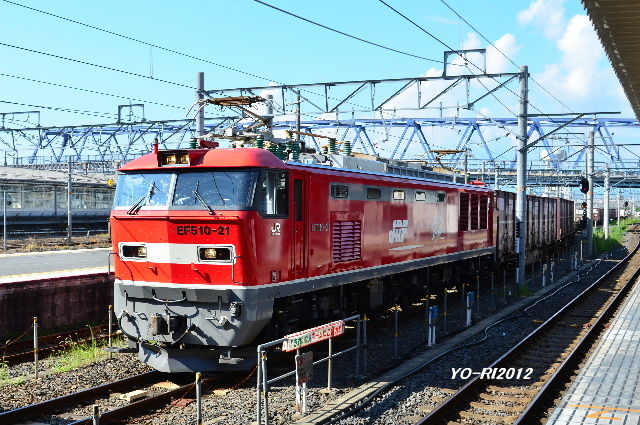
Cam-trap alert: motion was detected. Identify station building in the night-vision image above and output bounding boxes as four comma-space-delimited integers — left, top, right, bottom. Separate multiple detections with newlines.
0, 166, 115, 233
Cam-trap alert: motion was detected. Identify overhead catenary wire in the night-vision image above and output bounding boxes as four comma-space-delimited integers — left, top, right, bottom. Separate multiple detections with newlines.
430, 0, 592, 155
251, 0, 464, 66
0, 99, 117, 119
0, 41, 195, 90
377, 0, 518, 117
0, 73, 185, 110
1, 0, 277, 85
439, 0, 575, 114
3, 0, 406, 126
378, 0, 596, 161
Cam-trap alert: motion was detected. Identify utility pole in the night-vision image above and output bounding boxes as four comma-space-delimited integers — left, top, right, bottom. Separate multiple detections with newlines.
196, 72, 205, 141
494, 167, 499, 190
67, 157, 73, 243
586, 131, 594, 259
604, 165, 610, 240
515, 66, 528, 286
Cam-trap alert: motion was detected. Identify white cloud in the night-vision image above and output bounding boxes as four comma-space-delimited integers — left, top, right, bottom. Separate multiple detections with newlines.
518, 0, 567, 39
462, 32, 482, 50
487, 33, 521, 73
558, 15, 603, 68
535, 15, 607, 100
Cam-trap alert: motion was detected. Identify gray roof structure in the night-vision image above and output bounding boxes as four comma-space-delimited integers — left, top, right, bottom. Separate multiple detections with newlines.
584, 0, 640, 119
0, 167, 114, 187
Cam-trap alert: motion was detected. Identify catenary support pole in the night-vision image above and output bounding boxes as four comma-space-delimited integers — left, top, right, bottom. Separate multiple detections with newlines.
2, 190, 6, 251
617, 190, 621, 226
296, 91, 301, 144
515, 66, 529, 286
67, 157, 72, 242
464, 153, 469, 184
197, 72, 205, 138
604, 165, 610, 239
586, 131, 594, 259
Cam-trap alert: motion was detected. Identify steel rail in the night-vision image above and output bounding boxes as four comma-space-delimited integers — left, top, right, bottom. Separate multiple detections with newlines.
65, 377, 221, 425
513, 228, 640, 423
414, 228, 640, 425
0, 370, 161, 424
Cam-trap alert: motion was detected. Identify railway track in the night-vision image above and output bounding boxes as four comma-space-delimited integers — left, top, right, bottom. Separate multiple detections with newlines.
0, 370, 162, 424
2, 324, 110, 365
0, 366, 253, 425
413, 228, 640, 425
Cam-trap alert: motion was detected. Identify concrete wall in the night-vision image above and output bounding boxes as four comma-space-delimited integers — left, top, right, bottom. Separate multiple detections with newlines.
0, 273, 113, 337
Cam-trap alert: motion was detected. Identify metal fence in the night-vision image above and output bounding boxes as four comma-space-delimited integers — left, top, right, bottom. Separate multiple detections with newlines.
256, 315, 361, 425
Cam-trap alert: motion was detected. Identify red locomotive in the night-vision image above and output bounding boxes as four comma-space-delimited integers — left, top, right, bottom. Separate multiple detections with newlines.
111, 145, 574, 372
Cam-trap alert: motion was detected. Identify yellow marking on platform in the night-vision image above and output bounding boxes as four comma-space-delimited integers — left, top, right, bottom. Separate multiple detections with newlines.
569, 404, 640, 413
586, 410, 621, 420
569, 404, 640, 420
0, 247, 110, 257
0, 267, 107, 280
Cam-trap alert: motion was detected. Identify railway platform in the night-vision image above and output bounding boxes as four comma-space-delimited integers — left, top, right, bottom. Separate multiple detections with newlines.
0, 247, 109, 283
546, 276, 640, 424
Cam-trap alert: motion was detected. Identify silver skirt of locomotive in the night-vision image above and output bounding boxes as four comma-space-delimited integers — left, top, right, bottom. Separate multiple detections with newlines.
114, 278, 272, 372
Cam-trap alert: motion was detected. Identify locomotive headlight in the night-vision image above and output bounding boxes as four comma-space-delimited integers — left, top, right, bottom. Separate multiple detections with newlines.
198, 247, 232, 262
202, 248, 217, 259
177, 153, 189, 164
121, 244, 147, 259
163, 154, 177, 165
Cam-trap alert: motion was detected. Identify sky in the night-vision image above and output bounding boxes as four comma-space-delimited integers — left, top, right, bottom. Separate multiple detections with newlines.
0, 0, 636, 176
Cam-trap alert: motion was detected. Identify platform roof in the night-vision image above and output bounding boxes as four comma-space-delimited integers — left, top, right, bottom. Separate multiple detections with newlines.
0, 167, 112, 187
583, 0, 640, 119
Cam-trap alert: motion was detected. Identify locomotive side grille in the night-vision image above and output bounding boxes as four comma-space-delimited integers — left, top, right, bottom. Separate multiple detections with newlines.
332, 220, 362, 263
459, 192, 470, 231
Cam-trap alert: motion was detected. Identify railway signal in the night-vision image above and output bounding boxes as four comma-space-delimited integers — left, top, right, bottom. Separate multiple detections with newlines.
580, 178, 589, 194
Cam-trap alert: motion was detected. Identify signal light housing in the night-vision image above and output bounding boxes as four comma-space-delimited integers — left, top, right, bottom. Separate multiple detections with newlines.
579, 177, 589, 194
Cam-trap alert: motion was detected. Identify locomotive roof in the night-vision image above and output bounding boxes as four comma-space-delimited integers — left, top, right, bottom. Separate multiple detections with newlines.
119, 147, 492, 191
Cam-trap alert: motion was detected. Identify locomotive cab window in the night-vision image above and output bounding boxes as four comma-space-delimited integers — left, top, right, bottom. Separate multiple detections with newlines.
172, 170, 258, 210
113, 172, 172, 208
331, 184, 349, 198
415, 191, 426, 201
367, 187, 382, 199
393, 190, 405, 200
258, 170, 288, 217
436, 192, 446, 203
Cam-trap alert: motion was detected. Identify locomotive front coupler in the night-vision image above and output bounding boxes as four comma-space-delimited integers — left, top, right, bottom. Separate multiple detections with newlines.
105, 309, 140, 354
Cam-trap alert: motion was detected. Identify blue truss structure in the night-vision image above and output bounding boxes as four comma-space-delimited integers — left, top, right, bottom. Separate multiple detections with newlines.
0, 116, 638, 171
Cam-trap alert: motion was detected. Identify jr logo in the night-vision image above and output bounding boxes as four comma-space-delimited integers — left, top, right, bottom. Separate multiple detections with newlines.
271, 223, 281, 236
389, 219, 408, 243
432, 215, 445, 242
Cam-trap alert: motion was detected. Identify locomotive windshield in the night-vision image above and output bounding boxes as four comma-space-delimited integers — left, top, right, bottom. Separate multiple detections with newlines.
113, 170, 260, 211
113, 172, 172, 208
172, 171, 258, 209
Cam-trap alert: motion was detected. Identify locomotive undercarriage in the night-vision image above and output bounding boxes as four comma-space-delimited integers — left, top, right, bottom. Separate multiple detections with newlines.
113, 250, 496, 373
